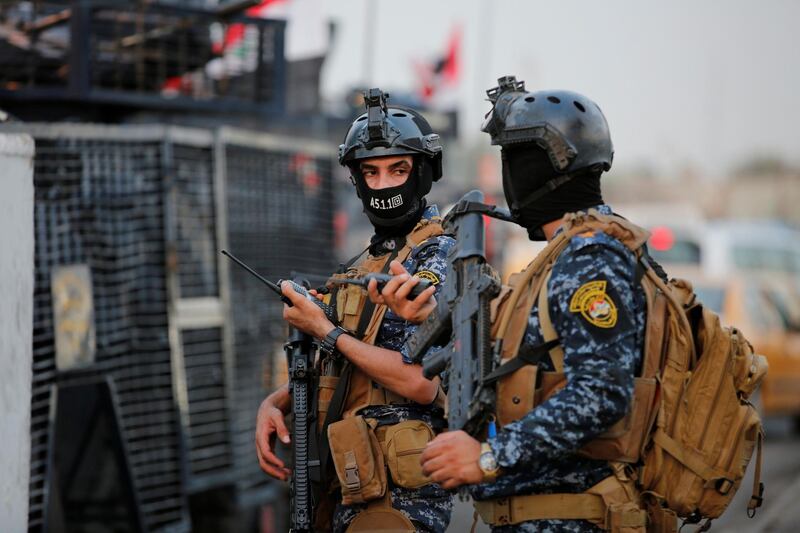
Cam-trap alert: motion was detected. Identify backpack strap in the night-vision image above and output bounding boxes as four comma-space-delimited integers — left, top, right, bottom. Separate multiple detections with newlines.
747, 430, 765, 516
493, 228, 573, 360
536, 270, 565, 373
651, 428, 740, 488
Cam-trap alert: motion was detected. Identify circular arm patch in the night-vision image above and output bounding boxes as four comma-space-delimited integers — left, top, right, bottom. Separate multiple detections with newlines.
569, 280, 618, 328
415, 270, 441, 285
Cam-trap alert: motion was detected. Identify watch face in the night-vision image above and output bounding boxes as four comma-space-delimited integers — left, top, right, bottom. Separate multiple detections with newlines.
479, 451, 498, 472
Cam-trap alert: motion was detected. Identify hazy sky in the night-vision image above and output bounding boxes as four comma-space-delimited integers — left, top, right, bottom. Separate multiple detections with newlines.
320, 0, 800, 177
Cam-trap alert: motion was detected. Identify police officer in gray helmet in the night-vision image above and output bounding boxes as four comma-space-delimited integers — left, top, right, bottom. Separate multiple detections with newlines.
255, 88, 454, 532
381, 76, 655, 532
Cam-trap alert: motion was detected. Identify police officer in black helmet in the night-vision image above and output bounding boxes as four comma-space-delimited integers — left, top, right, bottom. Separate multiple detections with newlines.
376, 76, 652, 532
256, 89, 454, 532
484, 76, 614, 241
340, 89, 443, 230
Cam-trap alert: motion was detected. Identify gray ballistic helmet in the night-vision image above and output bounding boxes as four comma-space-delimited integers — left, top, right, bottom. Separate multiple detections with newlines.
338, 88, 443, 195
481, 75, 613, 176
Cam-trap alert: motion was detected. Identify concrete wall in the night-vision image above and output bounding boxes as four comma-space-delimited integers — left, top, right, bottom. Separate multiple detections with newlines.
0, 132, 35, 532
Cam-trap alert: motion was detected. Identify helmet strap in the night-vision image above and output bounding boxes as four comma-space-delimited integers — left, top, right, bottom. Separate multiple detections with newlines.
510, 173, 576, 216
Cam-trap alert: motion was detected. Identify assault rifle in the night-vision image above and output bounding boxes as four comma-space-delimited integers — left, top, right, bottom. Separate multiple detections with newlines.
406, 190, 514, 436
221, 250, 323, 532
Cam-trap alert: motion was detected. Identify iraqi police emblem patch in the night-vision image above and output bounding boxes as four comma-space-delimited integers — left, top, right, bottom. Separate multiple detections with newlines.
569, 280, 618, 328
415, 270, 441, 285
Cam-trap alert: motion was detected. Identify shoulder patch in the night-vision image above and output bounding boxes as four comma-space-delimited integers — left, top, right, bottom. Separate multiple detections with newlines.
415, 270, 441, 285
569, 280, 618, 328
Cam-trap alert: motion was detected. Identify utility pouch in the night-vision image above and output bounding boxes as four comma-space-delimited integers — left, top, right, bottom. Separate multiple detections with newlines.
605, 503, 647, 533
645, 503, 678, 533
586, 474, 647, 533
383, 420, 435, 489
328, 416, 386, 505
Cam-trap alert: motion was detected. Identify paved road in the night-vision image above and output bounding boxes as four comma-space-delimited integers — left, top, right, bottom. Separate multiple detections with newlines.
446, 416, 800, 533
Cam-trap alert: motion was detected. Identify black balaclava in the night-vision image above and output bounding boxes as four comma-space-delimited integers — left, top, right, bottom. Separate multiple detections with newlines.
503, 143, 604, 240
351, 156, 428, 236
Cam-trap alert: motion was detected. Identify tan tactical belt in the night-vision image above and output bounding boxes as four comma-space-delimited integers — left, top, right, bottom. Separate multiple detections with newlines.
474, 493, 608, 524
473, 472, 651, 532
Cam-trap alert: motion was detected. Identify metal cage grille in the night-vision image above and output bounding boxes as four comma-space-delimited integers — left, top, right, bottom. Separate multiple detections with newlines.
182, 327, 232, 478
173, 143, 219, 299
13, 123, 336, 532
29, 136, 186, 532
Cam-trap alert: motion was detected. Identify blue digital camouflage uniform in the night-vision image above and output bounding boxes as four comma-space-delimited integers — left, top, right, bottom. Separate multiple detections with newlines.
471, 205, 647, 533
333, 204, 455, 533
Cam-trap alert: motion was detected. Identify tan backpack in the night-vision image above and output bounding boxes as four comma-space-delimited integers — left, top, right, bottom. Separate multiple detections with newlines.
638, 274, 767, 522
489, 209, 769, 529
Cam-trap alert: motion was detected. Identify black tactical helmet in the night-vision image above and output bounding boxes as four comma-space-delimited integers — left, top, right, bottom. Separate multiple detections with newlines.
482, 76, 613, 174
339, 89, 443, 189
339, 88, 443, 229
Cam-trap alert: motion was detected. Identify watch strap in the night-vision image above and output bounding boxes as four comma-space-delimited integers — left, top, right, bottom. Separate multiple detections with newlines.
480, 442, 500, 482
320, 325, 347, 357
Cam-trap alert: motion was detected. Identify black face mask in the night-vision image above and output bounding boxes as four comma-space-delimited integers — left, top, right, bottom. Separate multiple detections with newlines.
503, 145, 604, 240
352, 162, 425, 231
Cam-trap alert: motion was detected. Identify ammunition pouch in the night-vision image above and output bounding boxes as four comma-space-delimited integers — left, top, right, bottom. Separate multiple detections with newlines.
378, 420, 435, 489
329, 416, 438, 506
328, 416, 387, 505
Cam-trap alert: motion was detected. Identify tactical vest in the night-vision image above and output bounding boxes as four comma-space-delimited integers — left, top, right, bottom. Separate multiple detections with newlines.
318, 217, 447, 533
476, 209, 767, 532
318, 217, 447, 421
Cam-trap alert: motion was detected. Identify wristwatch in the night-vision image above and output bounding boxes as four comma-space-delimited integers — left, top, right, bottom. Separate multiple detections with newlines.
320, 325, 348, 358
478, 442, 500, 482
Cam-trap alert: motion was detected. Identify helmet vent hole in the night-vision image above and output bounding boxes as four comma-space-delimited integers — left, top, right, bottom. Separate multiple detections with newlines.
392, 112, 408, 117
356, 116, 367, 121
573, 101, 586, 112
547, 96, 561, 104
524, 96, 535, 102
